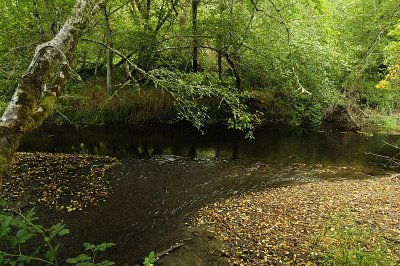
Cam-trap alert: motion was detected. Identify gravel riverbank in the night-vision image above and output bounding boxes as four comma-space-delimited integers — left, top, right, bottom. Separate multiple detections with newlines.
192, 176, 400, 265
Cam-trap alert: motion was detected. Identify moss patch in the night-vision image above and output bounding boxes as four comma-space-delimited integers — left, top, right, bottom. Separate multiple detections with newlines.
0, 155, 8, 174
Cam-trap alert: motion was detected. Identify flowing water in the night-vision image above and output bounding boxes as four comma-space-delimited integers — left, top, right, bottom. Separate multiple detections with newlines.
18, 124, 400, 264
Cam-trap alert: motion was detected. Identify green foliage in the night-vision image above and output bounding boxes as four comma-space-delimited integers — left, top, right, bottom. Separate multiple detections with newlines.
149, 69, 262, 137
143, 251, 155, 266
1, 0, 400, 130
314, 213, 398, 266
66, 243, 115, 266
376, 22, 400, 90
49, 81, 176, 126
0, 0, 74, 96
0, 199, 68, 265
363, 113, 400, 133
334, 0, 400, 104
360, 82, 400, 113
0, 199, 115, 266
251, 86, 341, 127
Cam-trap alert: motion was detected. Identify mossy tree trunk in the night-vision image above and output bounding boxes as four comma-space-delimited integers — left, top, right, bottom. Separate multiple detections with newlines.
0, 0, 105, 187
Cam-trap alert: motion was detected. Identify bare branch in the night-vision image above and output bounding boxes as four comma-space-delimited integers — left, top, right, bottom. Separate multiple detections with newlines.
81, 38, 148, 78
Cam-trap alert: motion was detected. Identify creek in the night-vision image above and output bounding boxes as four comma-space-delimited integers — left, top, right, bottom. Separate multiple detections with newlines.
19, 124, 400, 264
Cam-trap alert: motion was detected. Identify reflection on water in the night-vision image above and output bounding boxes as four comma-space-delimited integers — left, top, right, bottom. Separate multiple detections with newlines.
17, 124, 400, 264
21, 124, 400, 165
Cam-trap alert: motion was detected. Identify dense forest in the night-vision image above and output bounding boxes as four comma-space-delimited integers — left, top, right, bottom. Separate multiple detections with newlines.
1, 0, 400, 132
1, 0, 400, 265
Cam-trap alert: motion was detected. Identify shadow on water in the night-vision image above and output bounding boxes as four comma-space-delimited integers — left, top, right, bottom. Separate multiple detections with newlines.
17, 124, 400, 264
20, 124, 400, 165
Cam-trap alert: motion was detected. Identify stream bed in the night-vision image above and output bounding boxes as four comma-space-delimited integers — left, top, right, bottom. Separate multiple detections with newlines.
16, 124, 400, 264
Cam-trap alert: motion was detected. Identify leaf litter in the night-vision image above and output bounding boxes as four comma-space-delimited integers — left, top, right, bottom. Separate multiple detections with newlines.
192, 176, 400, 265
2, 152, 121, 212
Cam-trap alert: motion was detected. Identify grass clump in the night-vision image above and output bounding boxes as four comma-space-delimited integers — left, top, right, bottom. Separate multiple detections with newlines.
313, 213, 398, 266
362, 111, 400, 133
50, 81, 176, 126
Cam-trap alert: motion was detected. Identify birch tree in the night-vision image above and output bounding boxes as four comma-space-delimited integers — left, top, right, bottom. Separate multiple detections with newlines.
0, 0, 105, 187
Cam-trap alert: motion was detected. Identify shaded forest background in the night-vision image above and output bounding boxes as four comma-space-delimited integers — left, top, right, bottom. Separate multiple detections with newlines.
1, 0, 400, 132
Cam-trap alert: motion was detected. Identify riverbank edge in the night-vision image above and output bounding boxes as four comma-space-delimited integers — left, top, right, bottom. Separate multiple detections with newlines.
35, 87, 400, 135
41, 117, 400, 138
181, 176, 400, 265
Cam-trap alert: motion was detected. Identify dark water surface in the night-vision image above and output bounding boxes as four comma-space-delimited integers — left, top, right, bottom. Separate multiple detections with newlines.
18, 125, 400, 264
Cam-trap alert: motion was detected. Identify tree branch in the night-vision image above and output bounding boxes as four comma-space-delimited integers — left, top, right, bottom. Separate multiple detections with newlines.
0, 0, 105, 186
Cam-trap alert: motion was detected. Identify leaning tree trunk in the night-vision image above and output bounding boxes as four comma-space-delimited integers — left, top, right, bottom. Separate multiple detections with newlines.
0, 0, 105, 187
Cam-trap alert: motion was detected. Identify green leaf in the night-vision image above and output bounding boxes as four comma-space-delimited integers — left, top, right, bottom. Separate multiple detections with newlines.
94, 242, 115, 252
148, 251, 155, 259
83, 242, 96, 251
45, 243, 60, 263
0, 198, 7, 207
66, 254, 91, 264
16, 229, 34, 244
58, 228, 70, 236
143, 251, 156, 266
0, 216, 12, 237
97, 260, 115, 266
